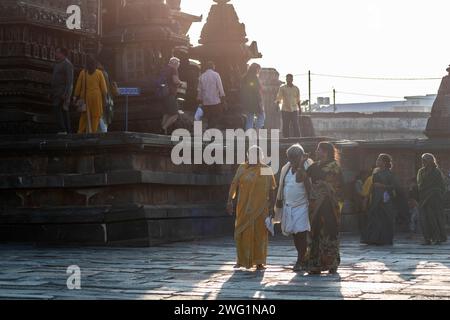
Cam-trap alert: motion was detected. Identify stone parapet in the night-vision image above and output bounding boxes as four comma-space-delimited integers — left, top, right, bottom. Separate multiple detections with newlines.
0, 133, 448, 245
0, 132, 234, 246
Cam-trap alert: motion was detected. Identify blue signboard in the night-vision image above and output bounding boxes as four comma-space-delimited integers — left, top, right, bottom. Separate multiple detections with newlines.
118, 87, 141, 96
118, 88, 141, 132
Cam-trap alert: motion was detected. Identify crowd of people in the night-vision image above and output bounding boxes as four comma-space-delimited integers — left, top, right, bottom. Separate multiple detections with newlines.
162, 56, 303, 136
227, 145, 448, 273
227, 142, 344, 273
52, 49, 305, 137
52, 51, 448, 272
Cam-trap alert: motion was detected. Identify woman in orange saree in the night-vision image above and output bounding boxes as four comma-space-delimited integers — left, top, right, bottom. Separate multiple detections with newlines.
227, 147, 277, 270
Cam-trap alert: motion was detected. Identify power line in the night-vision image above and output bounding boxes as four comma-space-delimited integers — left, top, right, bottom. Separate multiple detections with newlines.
291, 72, 441, 80
310, 91, 331, 95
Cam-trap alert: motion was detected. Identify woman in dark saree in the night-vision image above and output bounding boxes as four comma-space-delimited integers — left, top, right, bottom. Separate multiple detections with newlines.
362, 154, 399, 246
418, 153, 448, 245
305, 142, 343, 274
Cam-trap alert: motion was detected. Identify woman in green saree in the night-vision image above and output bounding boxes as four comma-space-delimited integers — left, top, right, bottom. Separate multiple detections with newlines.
418, 153, 448, 245
362, 154, 399, 246
305, 142, 343, 275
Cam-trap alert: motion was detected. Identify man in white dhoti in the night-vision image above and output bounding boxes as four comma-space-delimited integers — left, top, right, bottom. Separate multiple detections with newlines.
274, 144, 313, 272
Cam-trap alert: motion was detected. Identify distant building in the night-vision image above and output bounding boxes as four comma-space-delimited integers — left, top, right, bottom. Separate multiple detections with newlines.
314, 94, 436, 113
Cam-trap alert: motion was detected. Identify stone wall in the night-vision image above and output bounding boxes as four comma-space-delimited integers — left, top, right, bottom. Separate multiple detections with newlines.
0, 134, 333, 246
0, 0, 100, 134
0, 133, 236, 246
308, 112, 430, 140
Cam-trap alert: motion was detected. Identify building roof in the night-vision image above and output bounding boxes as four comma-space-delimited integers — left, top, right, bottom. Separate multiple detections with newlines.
315, 94, 436, 113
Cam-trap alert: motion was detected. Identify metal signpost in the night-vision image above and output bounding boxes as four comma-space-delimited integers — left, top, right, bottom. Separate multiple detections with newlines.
118, 87, 141, 132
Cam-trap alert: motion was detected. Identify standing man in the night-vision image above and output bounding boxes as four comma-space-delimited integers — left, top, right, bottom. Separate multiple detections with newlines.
276, 74, 301, 138
274, 144, 313, 272
197, 61, 226, 129
51, 47, 74, 134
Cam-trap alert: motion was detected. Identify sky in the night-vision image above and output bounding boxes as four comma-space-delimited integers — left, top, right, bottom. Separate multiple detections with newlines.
181, 0, 450, 104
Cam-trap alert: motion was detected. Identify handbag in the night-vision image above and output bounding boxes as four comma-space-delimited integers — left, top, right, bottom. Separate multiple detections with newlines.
104, 94, 114, 124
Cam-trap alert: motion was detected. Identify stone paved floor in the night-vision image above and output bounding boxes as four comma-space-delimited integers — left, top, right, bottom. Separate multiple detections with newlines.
0, 234, 449, 300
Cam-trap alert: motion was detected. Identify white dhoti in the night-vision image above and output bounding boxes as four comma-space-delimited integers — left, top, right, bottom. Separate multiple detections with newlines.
281, 203, 311, 236
280, 168, 311, 236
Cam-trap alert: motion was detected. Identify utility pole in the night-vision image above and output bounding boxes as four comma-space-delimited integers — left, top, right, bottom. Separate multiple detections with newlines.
333, 88, 336, 113
308, 70, 311, 112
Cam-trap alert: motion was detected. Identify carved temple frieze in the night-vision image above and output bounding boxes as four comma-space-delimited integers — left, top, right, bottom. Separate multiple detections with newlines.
191, 0, 262, 104
0, 0, 101, 133
0, 0, 262, 134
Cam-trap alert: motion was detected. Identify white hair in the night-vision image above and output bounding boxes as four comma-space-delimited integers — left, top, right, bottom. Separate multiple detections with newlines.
169, 57, 180, 65
286, 144, 305, 160
422, 153, 438, 167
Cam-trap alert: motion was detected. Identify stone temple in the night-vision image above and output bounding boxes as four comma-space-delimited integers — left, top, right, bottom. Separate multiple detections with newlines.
0, 0, 448, 246
425, 65, 450, 138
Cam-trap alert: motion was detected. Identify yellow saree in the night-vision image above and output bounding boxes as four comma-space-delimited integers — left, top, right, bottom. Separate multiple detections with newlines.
228, 163, 277, 268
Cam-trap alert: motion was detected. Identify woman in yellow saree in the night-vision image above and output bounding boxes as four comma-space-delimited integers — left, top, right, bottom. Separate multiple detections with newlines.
227, 147, 277, 270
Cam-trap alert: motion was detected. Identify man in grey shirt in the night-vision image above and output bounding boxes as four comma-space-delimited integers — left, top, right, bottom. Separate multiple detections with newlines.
51, 47, 74, 133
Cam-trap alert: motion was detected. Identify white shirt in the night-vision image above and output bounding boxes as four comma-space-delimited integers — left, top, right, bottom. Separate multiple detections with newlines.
197, 69, 225, 106
283, 170, 308, 208
283, 159, 313, 207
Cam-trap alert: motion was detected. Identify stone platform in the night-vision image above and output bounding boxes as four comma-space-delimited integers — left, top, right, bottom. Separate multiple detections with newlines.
0, 133, 237, 246
0, 234, 449, 300
0, 133, 334, 247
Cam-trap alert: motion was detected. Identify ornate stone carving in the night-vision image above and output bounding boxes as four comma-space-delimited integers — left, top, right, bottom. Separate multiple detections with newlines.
102, 0, 201, 133
191, 0, 262, 104
0, 0, 100, 134
190, 0, 262, 129
425, 65, 450, 138
101, 0, 195, 83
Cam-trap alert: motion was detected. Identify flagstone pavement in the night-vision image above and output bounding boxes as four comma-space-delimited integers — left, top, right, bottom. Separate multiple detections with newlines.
0, 234, 449, 300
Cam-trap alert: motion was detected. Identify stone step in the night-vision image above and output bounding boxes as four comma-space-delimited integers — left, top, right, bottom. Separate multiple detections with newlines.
0, 170, 233, 189
0, 182, 228, 208
0, 204, 232, 247
0, 204, 227, 224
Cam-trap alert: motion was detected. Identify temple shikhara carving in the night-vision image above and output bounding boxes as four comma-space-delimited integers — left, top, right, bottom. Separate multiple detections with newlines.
101, 0, 201, 132
425, 65, 450, 138
192, 0, 261, 102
